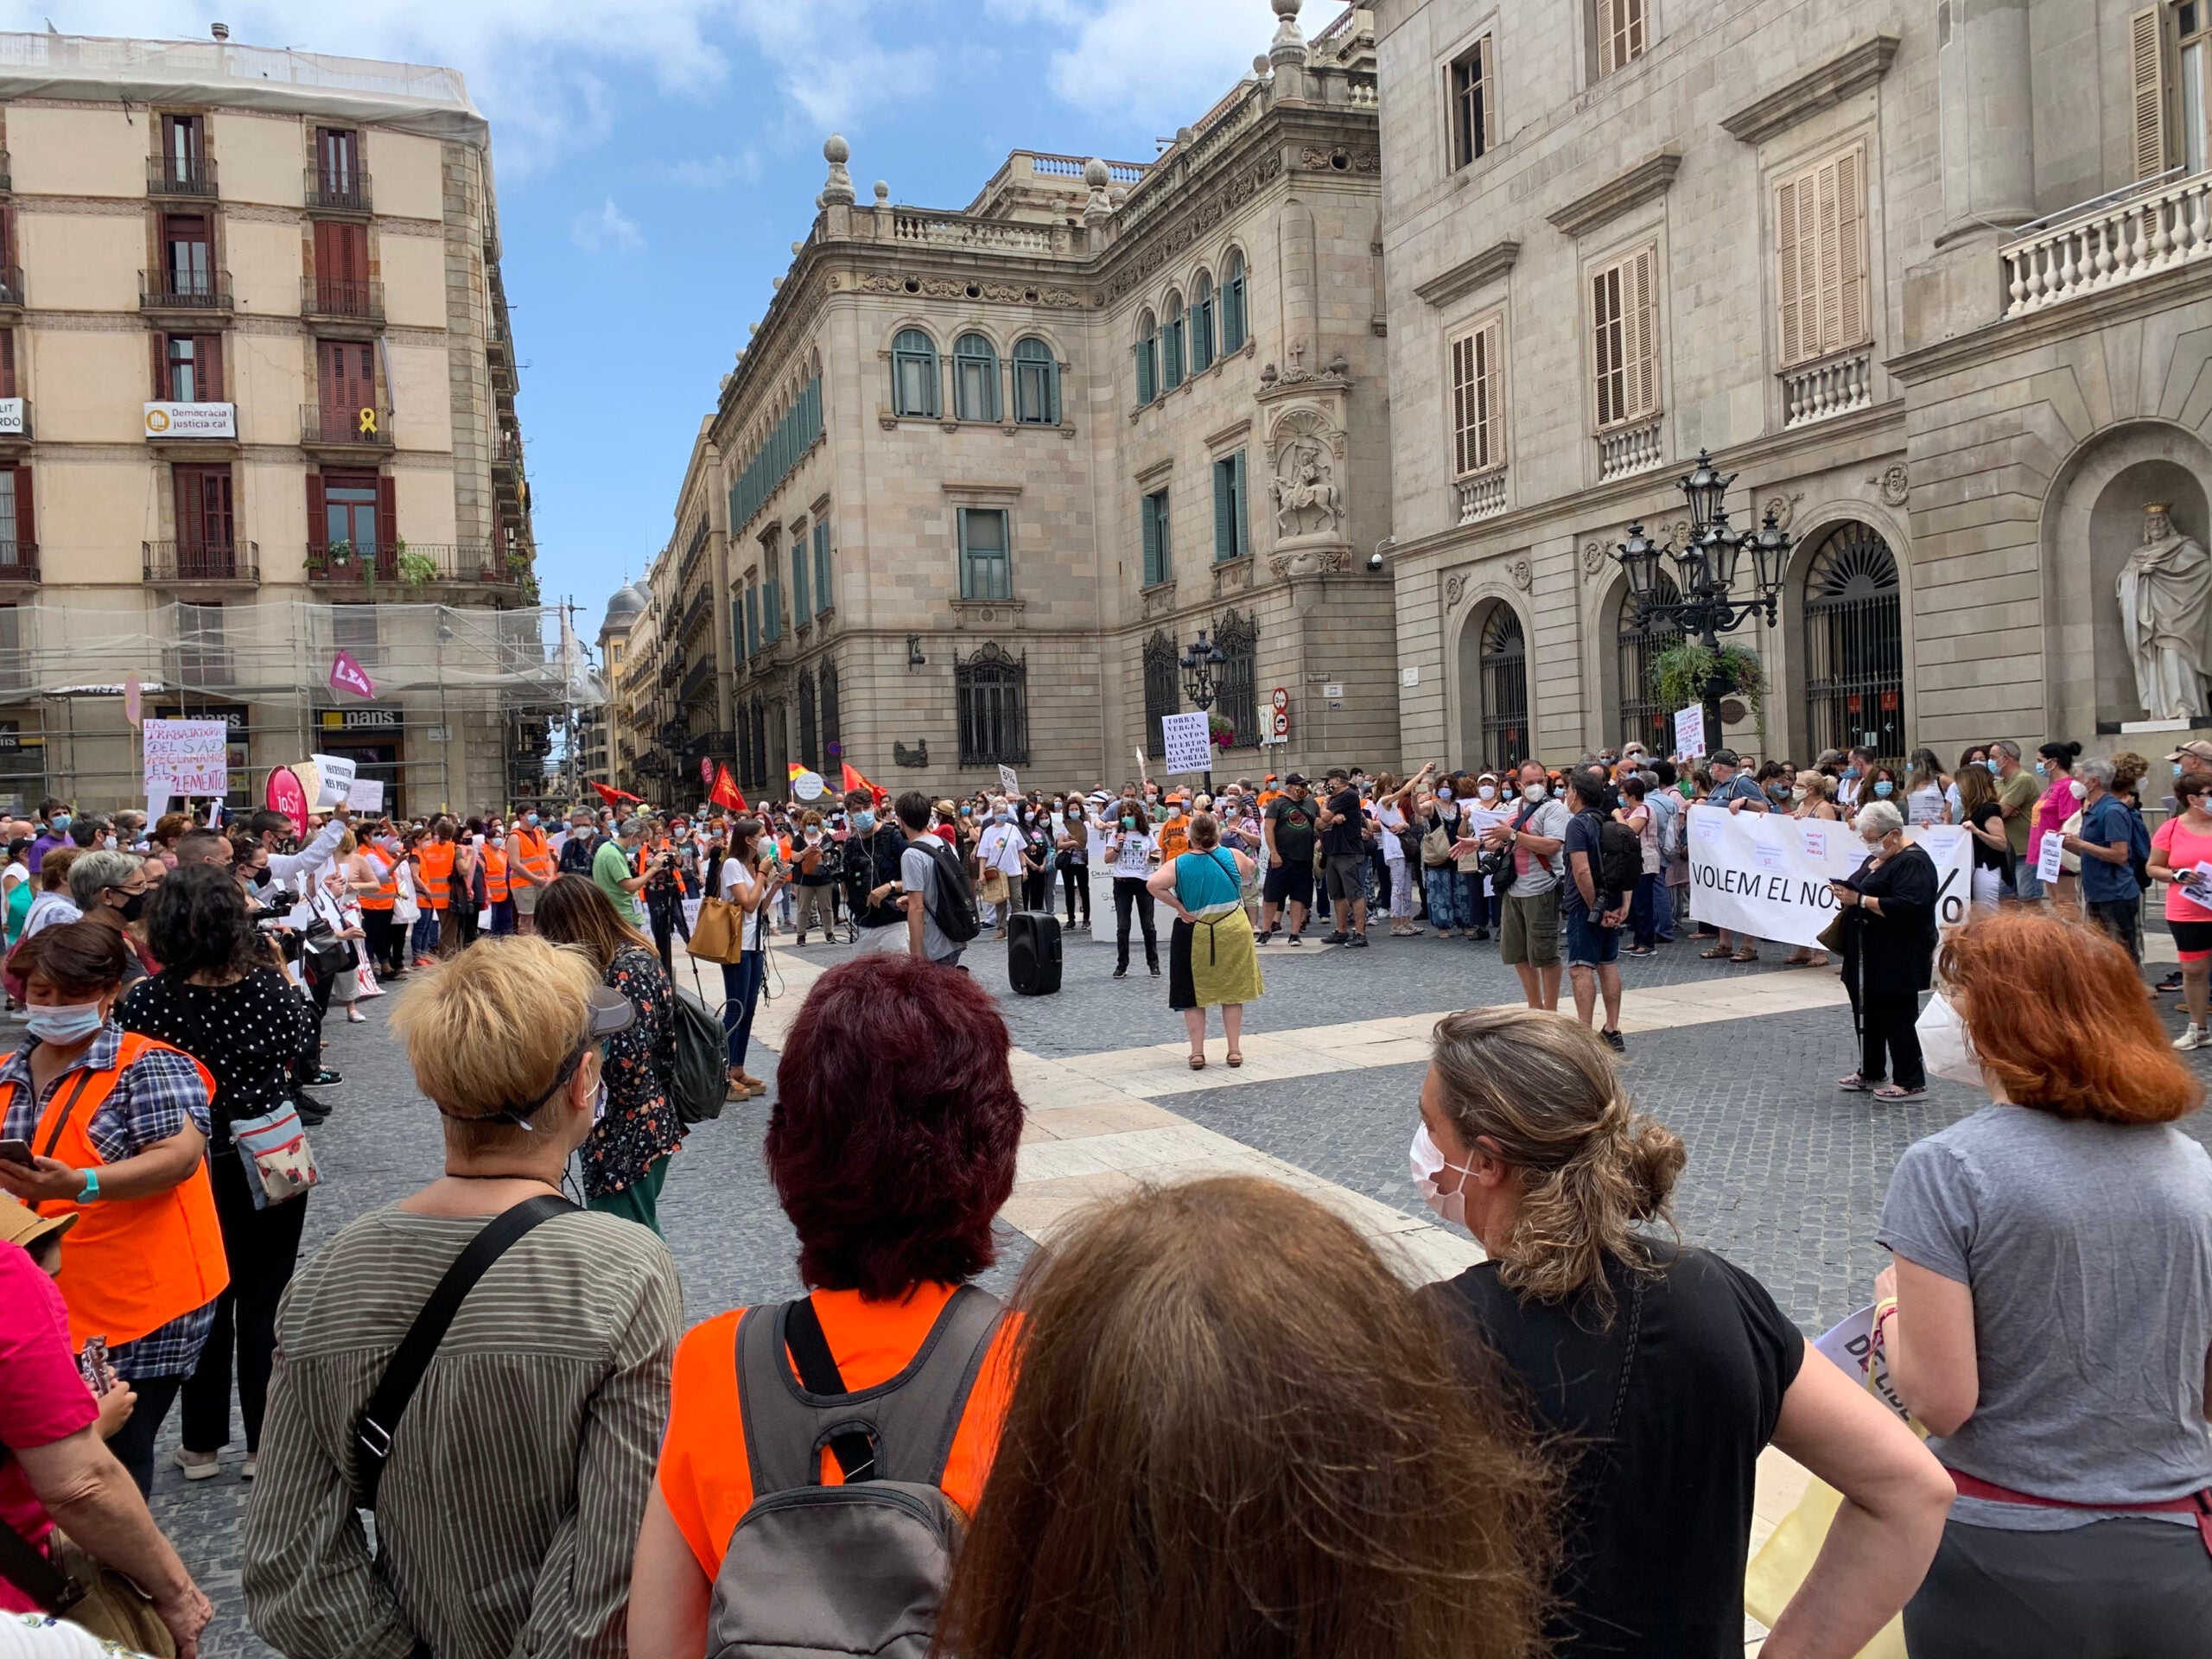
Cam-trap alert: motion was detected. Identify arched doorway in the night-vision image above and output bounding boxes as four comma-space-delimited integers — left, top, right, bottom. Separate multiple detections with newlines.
1614, 572, 1681, 753
1802, 523, 1904, 760
1467, 604, 1529, 773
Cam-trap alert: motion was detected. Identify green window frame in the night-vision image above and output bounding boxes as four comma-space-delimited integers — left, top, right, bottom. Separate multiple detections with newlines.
1141, 487, 1172, 587
953, 333, 1000, 422
1162, 293, 1185, 390
1191, 273, 1216, 373
957, 506, 1011, 601
1222, 251, 1248, 353
812, 518, 832, 614
1135, 311, 1158, 406
1212, 451, 1248, 563
892, 328, 939, 418
762, 543, 781, 645
1012, 337, 1059, 425
791, 523, 811, 622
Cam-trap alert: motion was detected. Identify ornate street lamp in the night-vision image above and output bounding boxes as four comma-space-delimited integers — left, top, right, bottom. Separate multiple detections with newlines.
1179, 627, 1228, 795
1613, 449, 1790, 755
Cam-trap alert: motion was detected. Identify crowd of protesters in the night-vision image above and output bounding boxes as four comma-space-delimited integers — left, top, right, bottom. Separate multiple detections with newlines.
0, 759, 2205, 1659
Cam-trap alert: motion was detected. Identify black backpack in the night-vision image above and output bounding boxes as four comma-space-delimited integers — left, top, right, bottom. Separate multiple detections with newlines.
914, 837, 982, 945
1595, 814, 1644, 899
667, 988, 728, 1125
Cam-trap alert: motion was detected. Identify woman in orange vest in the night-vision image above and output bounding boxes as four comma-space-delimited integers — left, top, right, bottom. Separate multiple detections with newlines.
505, 811, 556, 937
481, 826, 515, 938
0, 920, 225, 1497
627, 955, 1026, 1656
412, 820, 457, 963
346, 826, 404, 980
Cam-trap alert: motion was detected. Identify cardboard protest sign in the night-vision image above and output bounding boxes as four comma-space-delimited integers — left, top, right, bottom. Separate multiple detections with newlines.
143, 719, 229, 797
1160, 712, 1211, 776
1686, 805, 1969, 950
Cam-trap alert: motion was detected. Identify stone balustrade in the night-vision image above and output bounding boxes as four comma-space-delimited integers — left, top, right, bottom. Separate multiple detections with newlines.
1596, 418, 1664, 482
1455, 471, 1507, 524
2001, 168, 2212, 317
1781, 347, 1873, 427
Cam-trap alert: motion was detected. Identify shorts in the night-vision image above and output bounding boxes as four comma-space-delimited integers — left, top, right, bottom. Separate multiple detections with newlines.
2168, 918, 2212, 962
1565, 901, 1622, 969
852, 920, 908, 956
1324, 852, 1368, 903
1263, 859, 1314, 908
511, 881, 539, 916
1499, 888, 1560, 969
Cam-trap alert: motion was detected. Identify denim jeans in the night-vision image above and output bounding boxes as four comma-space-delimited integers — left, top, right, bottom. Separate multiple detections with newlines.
721, 950, 766, 1071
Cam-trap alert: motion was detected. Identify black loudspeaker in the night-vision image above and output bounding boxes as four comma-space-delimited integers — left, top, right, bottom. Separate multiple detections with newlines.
1007, 911, 1063, 996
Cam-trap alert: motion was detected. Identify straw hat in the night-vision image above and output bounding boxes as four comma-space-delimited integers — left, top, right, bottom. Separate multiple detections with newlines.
0, 1192, 76, 1257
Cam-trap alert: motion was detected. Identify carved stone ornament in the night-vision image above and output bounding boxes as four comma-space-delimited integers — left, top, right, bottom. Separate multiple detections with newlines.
1509, 556, 1534, 592
1875, 464, 1909, 506
1214, 557, 1254, 597
1763, 491, 1805, 531
893, 740, 930, 768
1268, 407, 1347, 539
1444, 573, 1469, 608
1580, 539, 1607, 581
1268, 544, 1351, 578
1141, 582, 1180, 620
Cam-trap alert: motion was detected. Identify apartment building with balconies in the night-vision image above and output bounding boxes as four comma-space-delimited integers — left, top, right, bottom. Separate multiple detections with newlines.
0, 28, 545, 814
1377, 0, 2212, 768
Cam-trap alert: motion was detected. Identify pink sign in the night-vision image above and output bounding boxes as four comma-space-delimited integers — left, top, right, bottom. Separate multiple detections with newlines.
264, 766, 309, 835
329, 649, 377, 700
701, 755, 715, 786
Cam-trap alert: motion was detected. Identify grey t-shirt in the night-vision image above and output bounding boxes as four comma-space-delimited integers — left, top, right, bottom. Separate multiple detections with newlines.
1878, 1104, 2212, 1529
1503, 796, 1571, 898
900, 840, 963, 964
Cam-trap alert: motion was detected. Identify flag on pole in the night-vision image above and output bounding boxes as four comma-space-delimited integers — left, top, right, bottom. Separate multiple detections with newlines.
710, 765, 748, 812
841, 761, 886, 808
588, 781, 644, 808
329, 649, 377, 700
787, 760, 807, 785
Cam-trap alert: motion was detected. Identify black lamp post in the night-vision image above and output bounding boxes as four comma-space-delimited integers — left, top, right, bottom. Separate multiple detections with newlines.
1615, 448, 1791, 755
1179, 627, 1227, 797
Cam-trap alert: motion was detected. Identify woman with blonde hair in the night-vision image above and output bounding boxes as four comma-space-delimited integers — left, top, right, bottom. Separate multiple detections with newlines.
1878, 911, 2212, 1655
1416, 1006, 1951, 1657
939, 1176, 1554, 1659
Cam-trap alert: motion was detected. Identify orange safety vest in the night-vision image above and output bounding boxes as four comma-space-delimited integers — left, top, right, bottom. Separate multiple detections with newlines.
1159, 815, 1192, 861
23, 1033, 228, 1351
483, 844, 510, 903
416, 840, 454, 909
511, 826, 555, 887
359, 847, 397, 912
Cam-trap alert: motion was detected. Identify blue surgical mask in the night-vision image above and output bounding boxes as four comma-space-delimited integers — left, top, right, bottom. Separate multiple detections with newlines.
27, 1001, 105, 1044
1436, 788, 1452, 802
524, 813, 539, 827
1984, 759, 2000, 774
1872, 780, 1894, 798
48, 815, 70, 833
2034, 760, 2048, 777
854, 810, 875, 832
2176, 762, 2187, 778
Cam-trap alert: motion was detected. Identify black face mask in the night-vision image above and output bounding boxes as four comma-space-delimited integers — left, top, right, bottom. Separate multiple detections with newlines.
118, 892, 147, 923
251, 868, 273, 889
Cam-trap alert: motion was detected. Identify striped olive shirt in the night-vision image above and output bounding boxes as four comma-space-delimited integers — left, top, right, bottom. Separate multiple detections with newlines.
243, 1205, 682, 1659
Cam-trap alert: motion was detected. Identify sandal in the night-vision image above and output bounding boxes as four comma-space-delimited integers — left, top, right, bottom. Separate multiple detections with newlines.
1699, 946, 1731, 959
1731, 950, 1760, 963
1188, 1054, 1206, 1071
1872, 1084, 1924, 1101
1226, 1050, 1243, 1068
1837, 1073, 1870, 1092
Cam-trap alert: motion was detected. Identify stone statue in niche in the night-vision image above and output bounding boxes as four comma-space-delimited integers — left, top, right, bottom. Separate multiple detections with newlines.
1270, 432, 1343, 537
2117, 502, 2212, 721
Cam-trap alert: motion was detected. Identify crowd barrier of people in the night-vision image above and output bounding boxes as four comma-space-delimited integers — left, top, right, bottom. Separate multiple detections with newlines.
0, 762, 2206, 1659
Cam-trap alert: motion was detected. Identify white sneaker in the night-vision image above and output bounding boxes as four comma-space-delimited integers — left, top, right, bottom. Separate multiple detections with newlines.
174, 1447, 220, 1481
2175, 1024, 2206, 1052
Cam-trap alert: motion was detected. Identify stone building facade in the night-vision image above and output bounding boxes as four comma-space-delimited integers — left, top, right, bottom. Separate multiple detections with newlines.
1376, 0, 2212, 770
624, 2, 1402, 805
0, 29, 543, 817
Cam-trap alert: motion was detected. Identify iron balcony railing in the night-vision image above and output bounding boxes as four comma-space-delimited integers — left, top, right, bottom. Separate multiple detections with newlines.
141, 268, 232, 311
301, 404, 394, 448
304, 164, 372, 213
306, 542, 512, 585
149, 153, 217, 197
143, 540, 260, 583
0, 541, 36, 582
302, 276, 384, 321
0, 267, 21, 308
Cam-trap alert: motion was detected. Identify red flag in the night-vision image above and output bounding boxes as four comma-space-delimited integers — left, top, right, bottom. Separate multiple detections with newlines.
841, 761, 887, 807
589, 781, 643, 808
710, 765, 748, 812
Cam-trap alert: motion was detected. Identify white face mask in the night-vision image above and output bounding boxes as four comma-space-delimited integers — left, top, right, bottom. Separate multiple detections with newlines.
2069, 779, 2087, 800
1408, 1122, 1472, 1230
1522, 784, 1548, 803
1915, 993, 1984, 1089
1477, 785, 1497, 802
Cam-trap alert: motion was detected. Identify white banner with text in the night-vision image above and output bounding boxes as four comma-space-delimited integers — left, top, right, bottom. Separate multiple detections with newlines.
1686, 804, 1970, 950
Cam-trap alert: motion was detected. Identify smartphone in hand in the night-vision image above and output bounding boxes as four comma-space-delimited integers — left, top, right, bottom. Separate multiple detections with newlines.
0, 1138, 31, 1167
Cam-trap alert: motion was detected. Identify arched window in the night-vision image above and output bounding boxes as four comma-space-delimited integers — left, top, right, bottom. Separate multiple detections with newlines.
891, 328, 939, 418
953, 332, 1000, 422
797, 665, 818, 772
1476, 606, 1529, 774
1802, 523, 1904, 759
1012, 337, 1059, 425
956, 641, 1028, 766
1162, 291, 1186, 390
1615, 573, 1681, 753
1190, 272, 1216, 373
1213, 608, 1256, 749
819, 657, 841, 760
1142, 630, 1179, 758
1134, 310, 1159, 407
1222, 250, 1248, 352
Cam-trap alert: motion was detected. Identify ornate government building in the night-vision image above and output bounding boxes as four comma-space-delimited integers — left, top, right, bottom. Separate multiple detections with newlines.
1376, 0, 2212, 769
616, 1, 1395, 800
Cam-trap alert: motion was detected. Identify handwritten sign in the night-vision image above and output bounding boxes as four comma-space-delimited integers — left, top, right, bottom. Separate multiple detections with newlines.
143, 718, 229, 797
2035, 828, 2064, 885
345, 778, 385, 813
1160, 711, 1211, 776
309, 753, 357, 809
997, 764, 1020, 798
1674, 705, 1706, 759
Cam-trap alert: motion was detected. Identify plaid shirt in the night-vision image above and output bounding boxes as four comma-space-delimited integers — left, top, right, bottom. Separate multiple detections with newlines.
1, 1022, 219, 1380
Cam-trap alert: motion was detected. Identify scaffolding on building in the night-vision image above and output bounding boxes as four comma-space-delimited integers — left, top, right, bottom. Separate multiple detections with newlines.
0, 597, 602, 812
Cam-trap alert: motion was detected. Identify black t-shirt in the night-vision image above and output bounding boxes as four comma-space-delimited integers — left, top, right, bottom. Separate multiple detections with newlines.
1562, 808, 1607, 915
1321, 788, 1365, 857
1967, 798, 2009, 874
1267, 795, 1319, 861
1433, 1245, 1804, 1659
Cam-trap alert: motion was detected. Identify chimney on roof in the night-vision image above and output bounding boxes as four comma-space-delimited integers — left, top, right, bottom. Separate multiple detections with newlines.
211, 22, 230, 40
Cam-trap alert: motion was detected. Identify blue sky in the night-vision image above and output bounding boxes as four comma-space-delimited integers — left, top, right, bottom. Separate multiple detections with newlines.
10, 0, 1312, 646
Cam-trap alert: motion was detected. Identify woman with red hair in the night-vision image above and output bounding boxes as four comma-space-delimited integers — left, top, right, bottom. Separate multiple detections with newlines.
626, 955, 1026, 1656
1878, 908, 2212, 1656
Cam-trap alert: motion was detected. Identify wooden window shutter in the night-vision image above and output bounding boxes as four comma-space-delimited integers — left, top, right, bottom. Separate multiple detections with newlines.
1596, 0, 1619, 76
1234, 450, 1248, 556
198, 334, 224, 401
1627, 246, 1658, 420
1776, 175, 1803, 367
1478, 317, 1503, 471
307, 472, 327, 548
1834, 145, 1868, 353
2134, 7, 2169, 181
13, 466, 31, 551
0, 329, 15, 401
151, 334, 167, 399
375, 474, 397, 554
1450, 332, 1473, 475
1141, 493, 1160, 582
1213, 458, 1231, 560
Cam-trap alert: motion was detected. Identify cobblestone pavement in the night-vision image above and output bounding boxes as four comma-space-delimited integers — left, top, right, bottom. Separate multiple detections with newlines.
146, 925, 2212, 1655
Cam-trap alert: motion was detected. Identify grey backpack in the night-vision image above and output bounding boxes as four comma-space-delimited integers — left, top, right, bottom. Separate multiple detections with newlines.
705, 1286, 1005, 1659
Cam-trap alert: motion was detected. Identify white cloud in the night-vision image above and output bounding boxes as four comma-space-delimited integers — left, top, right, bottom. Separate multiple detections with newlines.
570, 196, 643, 253
985, 0, 1277, 131
665, 150, 762, 189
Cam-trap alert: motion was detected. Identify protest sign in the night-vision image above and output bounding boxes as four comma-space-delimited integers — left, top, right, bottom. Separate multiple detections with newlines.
1812, 1304, 1910, 1424
1160, 711, 1211, 776
265, 766, 310, 834
309, 753, 357, 809
143, 718, 229, 797
124, 674, 143, 730
1685, 805, 1968, 950
997, 764, 1020, 798
2035, 827, 2064, 885
345, 778, 385, 813
1674, 705, 1706, 759
792, 770, 825, 802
